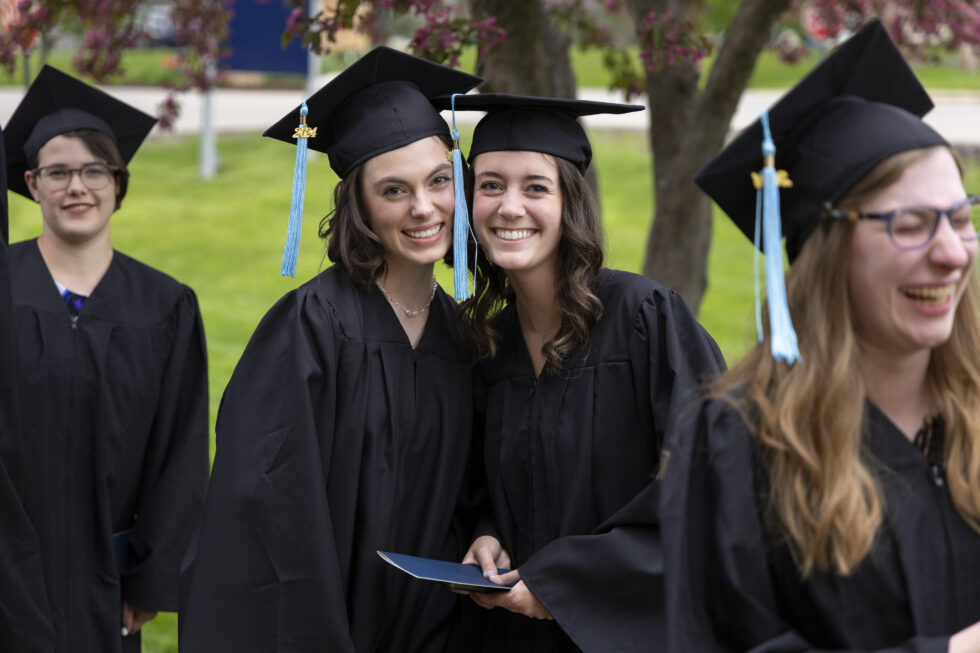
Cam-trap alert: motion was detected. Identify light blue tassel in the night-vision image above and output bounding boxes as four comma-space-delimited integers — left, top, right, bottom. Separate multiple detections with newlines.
281, 100, 314, 277
450, 93, 475, 301
756, 110, 800, 364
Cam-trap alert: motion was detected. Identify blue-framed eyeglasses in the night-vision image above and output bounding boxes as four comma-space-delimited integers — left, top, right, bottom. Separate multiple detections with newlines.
825, 195, 980, 250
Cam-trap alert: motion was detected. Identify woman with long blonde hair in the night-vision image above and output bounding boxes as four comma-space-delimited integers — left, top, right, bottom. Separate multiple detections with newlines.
662, 20, 980, 652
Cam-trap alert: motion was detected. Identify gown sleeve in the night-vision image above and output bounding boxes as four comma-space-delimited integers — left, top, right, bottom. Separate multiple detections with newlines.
0, 455, 55, 652
122, 286, 210, 611
659, 399, 951, 653
178, 289, 356, 653
0, 181, 54, 649
518, 287, 727, 652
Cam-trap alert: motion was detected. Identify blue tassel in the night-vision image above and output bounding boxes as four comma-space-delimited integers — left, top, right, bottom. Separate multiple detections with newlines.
450, 93, 474, 301
281, 100, 315, 277
755, 110, 800, 364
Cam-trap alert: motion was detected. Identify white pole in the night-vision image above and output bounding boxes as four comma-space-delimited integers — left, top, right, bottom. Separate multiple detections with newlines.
199, 61, 218, 179
304, 0, 320, 163
306, 45, 319, 99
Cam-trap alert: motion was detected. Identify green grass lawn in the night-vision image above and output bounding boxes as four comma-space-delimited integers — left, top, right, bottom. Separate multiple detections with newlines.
7, 129, 979, 650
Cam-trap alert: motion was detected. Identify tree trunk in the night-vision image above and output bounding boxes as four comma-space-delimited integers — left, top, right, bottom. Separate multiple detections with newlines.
470, 0, 576, 97
467, 0, 603, 200
626, 0, 791, 313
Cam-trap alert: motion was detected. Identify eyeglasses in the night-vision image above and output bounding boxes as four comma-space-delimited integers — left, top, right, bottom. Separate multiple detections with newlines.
32, 163, 118, 191
825, 195, 980, 250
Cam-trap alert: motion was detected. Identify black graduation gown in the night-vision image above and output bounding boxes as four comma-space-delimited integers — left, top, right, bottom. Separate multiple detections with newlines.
472, 268, 725, 652
660, 398, 980, 652
0, 125, 56, 651
9, 239, 210, 653
179, 265, 474, 653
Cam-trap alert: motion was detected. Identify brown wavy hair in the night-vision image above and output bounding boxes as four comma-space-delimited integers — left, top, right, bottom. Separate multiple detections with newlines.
459, 155, 604, 373
716, 145, 980, 576
319, 133, 454, 291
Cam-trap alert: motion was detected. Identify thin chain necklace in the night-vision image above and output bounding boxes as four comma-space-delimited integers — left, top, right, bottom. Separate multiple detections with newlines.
376, 276, 437, 318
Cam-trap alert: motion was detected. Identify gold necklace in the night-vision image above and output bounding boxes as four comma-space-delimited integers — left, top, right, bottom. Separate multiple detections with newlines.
376, 276, 437, 318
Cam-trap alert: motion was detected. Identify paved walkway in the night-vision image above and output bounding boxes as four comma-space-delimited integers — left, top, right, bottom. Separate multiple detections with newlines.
0, 79, 976, 145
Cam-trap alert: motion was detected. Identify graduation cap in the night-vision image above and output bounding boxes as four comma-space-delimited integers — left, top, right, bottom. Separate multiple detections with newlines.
3, 65, 158, 200
263, 46, 481, 280
264, 46, 480, 179
434, 93, 645, 173
697, 19, 946, 260
696, 19, 947, 364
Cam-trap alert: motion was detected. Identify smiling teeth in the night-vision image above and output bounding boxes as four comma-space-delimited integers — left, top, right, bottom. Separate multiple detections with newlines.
496, 229, 534, 241
405, 225, 441, 239
903, 284, 955, 305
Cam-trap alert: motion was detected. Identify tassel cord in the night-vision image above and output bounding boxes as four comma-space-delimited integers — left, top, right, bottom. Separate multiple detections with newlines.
281, 100, 311, 278
758, 110, 800, 364
450, 93, 475, 300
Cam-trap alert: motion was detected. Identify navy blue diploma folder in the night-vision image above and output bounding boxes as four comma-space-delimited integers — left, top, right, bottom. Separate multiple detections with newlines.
377, 551, 514, 592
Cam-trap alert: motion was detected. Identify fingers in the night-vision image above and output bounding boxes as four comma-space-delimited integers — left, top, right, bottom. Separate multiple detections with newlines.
121, 604, 157, 636
463, 535, 504, 578
493, 569, 521, 586
496, 549, 511, 569
130, 608, 158, 634
470, 593, 492, 609
476, 548, 501, 579
470, 589, 507, 610
121, 602, 133, 637
511, 582, 554, 620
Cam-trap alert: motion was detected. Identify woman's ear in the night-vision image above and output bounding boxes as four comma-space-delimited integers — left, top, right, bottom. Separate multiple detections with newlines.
24, 170, 40, 202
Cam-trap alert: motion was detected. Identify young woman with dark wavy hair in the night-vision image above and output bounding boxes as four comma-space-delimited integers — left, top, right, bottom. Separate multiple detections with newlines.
444, 94, 725, 652
179, 49, 484, 652
661, 21, 980, 652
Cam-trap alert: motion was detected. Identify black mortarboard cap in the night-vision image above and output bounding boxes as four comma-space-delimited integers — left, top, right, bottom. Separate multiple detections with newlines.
696, 19, 947, 261
263, 46, 481, 178
3, 65, 157, 200
432, 93, 644, 173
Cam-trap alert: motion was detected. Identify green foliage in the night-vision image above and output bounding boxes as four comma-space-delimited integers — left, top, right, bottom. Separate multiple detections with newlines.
5, 43, 974, 92
572, 46, 978, 91
9, 131, 977, 650
701, 0, 741, 32
0, 49, 184, 87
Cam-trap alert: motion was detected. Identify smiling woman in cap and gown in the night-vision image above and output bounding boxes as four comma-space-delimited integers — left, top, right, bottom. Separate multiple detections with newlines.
660, 20, 980, 652
437, 93, 725, 651
2, 66, 210, 651
178, 47, 483, 652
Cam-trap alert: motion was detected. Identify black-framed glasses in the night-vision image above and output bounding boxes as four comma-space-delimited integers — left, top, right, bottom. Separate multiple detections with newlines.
33, 163, 118, 192
825, 195, 980, 250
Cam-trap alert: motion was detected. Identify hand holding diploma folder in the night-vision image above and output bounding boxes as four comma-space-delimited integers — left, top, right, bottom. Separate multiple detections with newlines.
377, 551, 514, 593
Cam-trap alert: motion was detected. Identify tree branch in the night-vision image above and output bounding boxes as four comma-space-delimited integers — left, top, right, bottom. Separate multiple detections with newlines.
694, 0, 791, 150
